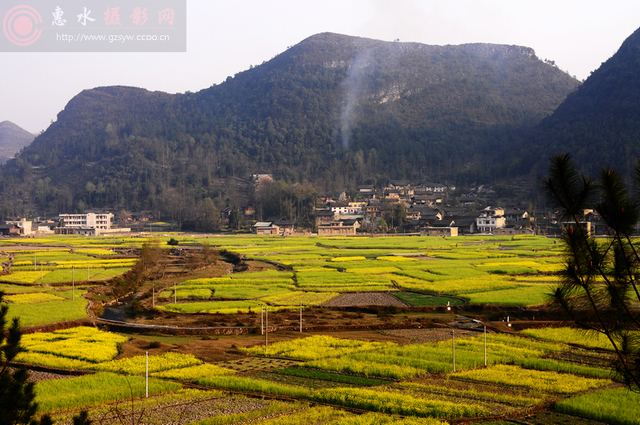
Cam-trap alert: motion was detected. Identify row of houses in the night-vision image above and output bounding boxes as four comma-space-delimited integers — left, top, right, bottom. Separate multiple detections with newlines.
1, 212, 131, 237
310, 201, 534, 236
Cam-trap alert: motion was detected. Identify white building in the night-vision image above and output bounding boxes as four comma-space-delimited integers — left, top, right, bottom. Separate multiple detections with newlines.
331, 204, 363, 215
59, 212, 113, 230
5, 219, 32, 235
475, 213, 506, 234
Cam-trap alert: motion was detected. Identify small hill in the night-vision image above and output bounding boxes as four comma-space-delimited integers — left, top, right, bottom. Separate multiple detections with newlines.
0, 121, 34, 164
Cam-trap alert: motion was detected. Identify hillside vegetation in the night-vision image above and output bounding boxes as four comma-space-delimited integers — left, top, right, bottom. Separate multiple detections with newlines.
527, 27, 640, 177
0, 33, 578, 218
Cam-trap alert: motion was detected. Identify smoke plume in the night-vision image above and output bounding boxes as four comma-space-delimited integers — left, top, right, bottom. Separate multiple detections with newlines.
340, 49, 374, 148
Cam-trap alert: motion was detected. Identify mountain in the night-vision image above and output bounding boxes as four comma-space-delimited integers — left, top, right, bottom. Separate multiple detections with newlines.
527, 27, 640, 177
0, 121, 34, 164
0, 32, 579, 218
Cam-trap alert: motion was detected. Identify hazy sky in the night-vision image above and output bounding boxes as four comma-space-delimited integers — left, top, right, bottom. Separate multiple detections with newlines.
2, 0, 640, 134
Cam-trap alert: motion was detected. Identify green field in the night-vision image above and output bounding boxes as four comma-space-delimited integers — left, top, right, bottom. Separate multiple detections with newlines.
1, 235, 563, 328
5, 234, 633, 423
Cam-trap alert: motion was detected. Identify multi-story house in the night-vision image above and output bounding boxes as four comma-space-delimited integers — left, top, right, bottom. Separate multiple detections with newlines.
59, 212, 113, 230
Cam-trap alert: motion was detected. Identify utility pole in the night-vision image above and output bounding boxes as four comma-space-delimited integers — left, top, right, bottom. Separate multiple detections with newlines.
145, 351, 149, 398
452, 330, 456, 372
484, 325, 487, 366
264, 306, 268, 354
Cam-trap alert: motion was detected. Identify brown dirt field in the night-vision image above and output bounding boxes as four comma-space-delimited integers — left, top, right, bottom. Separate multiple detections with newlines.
382, 328, 480, 344
115, 327, 454, 363
241, 260, 281, 272
116, 335, 253, 363
514, 411, 610, 425
322, 292, 409, 307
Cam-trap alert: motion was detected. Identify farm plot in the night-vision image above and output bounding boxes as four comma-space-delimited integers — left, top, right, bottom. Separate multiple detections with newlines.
321, 292, 407, 307
152, 363, 236, 381
520, 326, 636, 350
91, 352, 202, 375
240, 333, 564, 380
451, 364, 611, 394
424, 247, 517, 260
216, 357, 301, 374
159, 287, 214, 299
296, 269, 395, 292
0, 283, 62, 294
240, 335, 395, 361
130, 396, 306, 425
171, 277, 296, 300
18, 327, 129, 364
47, 388, 237, 425
5, 292, 67, 304
555, 387, 640, 425
157, 300, 266, 314
512, 357, 613, 379
399, 379, 544, 408
391, 272, 552, 307
262, 367, 393, 389
240, 370, 359, 391
249, 406, 446, 425
296, 333, 565, 380
310, 386, 489, 419
384, 379, 544, 418
232, 270, 295, 279
17, 327, 226, 383
392, 292, 464, 307
261, 291, 339, 306
6, 247, 135, 284
35, 372, 181, 414
196, 375, 488, 420
5, 289, 89, 326
6, 265, 133, 284
163, 283, 296, 301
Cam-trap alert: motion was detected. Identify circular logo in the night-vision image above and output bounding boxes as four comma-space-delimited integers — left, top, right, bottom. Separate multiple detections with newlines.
3, 5, 42, 46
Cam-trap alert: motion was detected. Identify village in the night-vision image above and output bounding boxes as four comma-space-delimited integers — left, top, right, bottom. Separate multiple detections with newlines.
0, 180, 609, 238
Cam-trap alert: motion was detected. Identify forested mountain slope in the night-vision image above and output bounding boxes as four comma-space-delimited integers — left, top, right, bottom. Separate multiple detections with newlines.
526, 27, 640, 177
0, 32, 579, 218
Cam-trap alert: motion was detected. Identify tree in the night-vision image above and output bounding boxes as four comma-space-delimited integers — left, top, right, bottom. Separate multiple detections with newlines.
117, 209, 131, 227
197, 197, 219, 232
541, 153, 640, 391
228, 210, 242, 230
85, 182, 96, 208
392, 203, 407, 228
0, 291, 44, 424
382, 203, 406, 230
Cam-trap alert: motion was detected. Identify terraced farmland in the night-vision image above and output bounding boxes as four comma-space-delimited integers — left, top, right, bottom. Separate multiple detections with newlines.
1, 234, 637, 424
